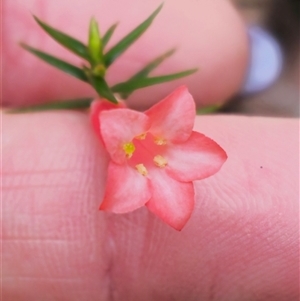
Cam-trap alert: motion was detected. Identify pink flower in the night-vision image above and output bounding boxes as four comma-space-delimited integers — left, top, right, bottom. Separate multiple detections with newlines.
94, 86, 227, 230
90, 98, 126, 141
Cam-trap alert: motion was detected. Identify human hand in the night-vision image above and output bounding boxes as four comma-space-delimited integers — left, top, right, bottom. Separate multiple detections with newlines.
3, 0, 247, 109
2, 1, 298, 301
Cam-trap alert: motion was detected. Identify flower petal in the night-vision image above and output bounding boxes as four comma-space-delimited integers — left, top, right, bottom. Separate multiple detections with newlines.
90, 99, 126, 141
100, 162, 151, 213
145, 86, 195, 143
146, 169, 194, 230
166, 131, 227, 182
100, 109, 150, 164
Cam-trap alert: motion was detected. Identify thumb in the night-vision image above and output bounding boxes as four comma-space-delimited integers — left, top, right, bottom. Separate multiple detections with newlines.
3, 0, 248, 108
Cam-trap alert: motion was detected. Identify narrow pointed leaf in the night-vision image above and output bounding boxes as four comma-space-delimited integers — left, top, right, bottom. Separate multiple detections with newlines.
89, 76, 118, 103
112, 69, 198, 95
129, 48, 176, 80
7, 98, 94, 113
20, 43, 89, 82
33, 15, 90, 60
88, 18, 103, 63
104, 3, 163, 67
120, 48, 176, 98
102, 23, 118, 48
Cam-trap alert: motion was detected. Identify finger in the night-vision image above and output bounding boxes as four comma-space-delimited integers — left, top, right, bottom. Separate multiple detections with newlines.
3, 0, 248, 108
2, 112, 111, 300
3, 112, 298, 300
109, 116, 299, 300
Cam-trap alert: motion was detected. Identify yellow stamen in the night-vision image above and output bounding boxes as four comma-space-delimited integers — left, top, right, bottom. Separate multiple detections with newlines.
154, 137, 167, 145
123, 142, 135, 158
153, 155, 168, 168
136, 164, 148, 176
135, 133, 147, 140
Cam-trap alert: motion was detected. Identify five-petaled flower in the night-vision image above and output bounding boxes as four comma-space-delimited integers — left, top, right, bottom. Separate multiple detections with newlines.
92, 86, 227, 230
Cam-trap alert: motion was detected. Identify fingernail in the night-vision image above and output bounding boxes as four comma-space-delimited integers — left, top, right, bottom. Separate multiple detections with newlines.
241, 26, 283, 94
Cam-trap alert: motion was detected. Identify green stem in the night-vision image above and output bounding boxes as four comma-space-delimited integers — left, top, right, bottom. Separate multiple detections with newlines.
6, 97, 94, 113
196, 104, 222, 115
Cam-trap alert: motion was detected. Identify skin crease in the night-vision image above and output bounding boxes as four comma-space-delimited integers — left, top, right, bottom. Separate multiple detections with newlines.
2, 0, 299, 301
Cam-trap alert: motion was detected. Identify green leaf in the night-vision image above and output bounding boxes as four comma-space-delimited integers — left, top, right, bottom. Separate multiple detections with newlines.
89, 76, 118, 103
112, 68, 198, 94
102, 23, 118, 48
88, 18, 103, 63
130, 48, 176, 80
120, 48, 176, 98
20, 43, 89, 82
104, 3, 163, 67
7, 97, 94, 113
33, 15, 90, 60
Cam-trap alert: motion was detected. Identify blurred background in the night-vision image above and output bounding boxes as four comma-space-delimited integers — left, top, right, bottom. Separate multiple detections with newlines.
226, 0, 299, 117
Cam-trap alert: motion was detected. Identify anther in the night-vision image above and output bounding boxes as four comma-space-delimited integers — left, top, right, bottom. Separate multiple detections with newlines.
135, 133, 147, 140
136, 164, 148, 176
154, 137, 167, 145
153, 155, 168, 168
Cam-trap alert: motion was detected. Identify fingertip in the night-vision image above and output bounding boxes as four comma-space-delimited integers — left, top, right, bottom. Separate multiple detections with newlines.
4, 0, 248, 108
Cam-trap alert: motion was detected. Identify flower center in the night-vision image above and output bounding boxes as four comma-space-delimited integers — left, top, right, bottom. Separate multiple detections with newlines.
124, 133, 168, 176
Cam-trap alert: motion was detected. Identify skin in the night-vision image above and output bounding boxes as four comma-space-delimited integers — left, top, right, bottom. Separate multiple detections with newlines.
2, 0, 299, 300
3, 0, 248, 108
